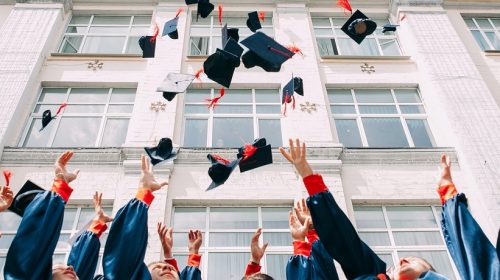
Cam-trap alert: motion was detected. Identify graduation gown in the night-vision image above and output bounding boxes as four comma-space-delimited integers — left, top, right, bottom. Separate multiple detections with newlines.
4, 179, 73, 280
165, 254, 203, 280
437, 184, 500, 280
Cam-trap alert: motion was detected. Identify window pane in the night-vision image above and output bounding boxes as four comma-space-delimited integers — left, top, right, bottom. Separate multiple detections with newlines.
338, 38, 380, 56
317, 38, 338, 56
183, 119, 208, 147
380, 39, 401, 56
359, 105, 397, 114
354, 206, 386, 228
64, 105, 105, 113
185, 105, 208, 114
173, 208, 206, 230
0, 212, 22, 230
393, 231, 443, 246
258, 119, 282, 147
173, 232, 205, 248
70, 15, 91, 25
34, 104, 61, 113
62, 208, 77, 230
82, 36, 126, 54
263, 232, 292, 246
359, 232, 391, 246
214, 105, 252, 114
68, 88, 109, 103
186, 90, 211, 103
0, 234, 15, 249
209, 232, 254, 247
125, 36, 142, 54
76, 208, 94, 229
209, 208, 258, 229
377, 253, 394, 268
328, 89, 353, 103
266, 255, 288, 280
464, 18, 477, 28
133, 16, 152, 25
24, 118, 53, 147
262, 207, 290, 229
400, 105, 425, 114
485, 31, 500, 49
92, 16, 131, 25
331, 105, 356, 114
212, 118, 253, 148
53, 254, 66, 264
256, 105, 281, 114
355, 89, 394, 103
190, 37, 210, 55
88, 26, 129, 34
61, 36, 83, 53
111, 88, 136, 102
476, 19, 493, 29
312, 18, 331, 26
334, 119, 363, 148
406, 119, 433, 148
314, 28, 334, 36
52, 117, 101, 147
219, 89, 252, 103
101, 118, 129, 146
255, 89, 280, 103
208, 253, 247, 280
362, 118, 409, 148
471, 30, 490, 50
56, 234, 71, 249
107, 105, 134, 113
386, 206, 437, 228
398, 251, 456, 279
39, 88, 67, 103
394, 89, 421, 103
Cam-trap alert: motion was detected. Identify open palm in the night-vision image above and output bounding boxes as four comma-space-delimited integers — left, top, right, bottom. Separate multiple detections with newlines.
140, 155, 168, 192
54, 151, 79, 183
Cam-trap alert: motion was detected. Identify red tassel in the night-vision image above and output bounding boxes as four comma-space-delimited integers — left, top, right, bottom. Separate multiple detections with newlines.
287, 45, 304, 56
175, 7, 184, 18
218, 5, 223, 25
242, 144, 257, 160
336, 0, 353, 15
399, 14, 407, 23
194, 68, 204, 80
206, 88, 225, 109
56, 103, 67, 115
3, 170, 11, 186
283, 95, 291, 116
212, 154, 230, 165
149, 24, 159, 43
269, 47, 293, 58
292, 95, 295, 110
258, 11, 265, 21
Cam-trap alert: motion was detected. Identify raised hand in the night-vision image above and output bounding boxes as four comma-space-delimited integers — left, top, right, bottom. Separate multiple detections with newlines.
294, 198, 313, 230
139, 155, 168, 192
54, 151, 80, 183
93, 192, 113, 224
188, 230, 202, 255
0, 186, 13, 212
250, 228, 268, 265
157, 222, 173, 259
279, 139, 313, 178
438, 154, 454, 186
289, 210, 311, 242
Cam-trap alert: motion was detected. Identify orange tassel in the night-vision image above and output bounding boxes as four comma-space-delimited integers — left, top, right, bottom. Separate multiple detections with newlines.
194, 68, 204, 80
258, 11, 265, 21
56, 103, 67, 115
175, 7, 184, 18
206, 88, 225, 109
287, 45, 304, 56
336, 0, 353, 15
218, 5, 223, 25
242, 144, 257, 160
3, 170, 11, 186
149, 23, 160, 43
212, 154, 230, 165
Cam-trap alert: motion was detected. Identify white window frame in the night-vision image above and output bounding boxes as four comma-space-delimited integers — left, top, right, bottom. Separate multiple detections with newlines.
464, 17, 500, 51
182, 88, 282, 147
20, 87, 136, 148
329, 88, 435, 148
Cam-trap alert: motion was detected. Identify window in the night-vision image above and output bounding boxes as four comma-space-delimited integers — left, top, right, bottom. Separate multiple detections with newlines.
353, 206, 458, 279
464, 18, 500, 51
183, 89, 282, 148
312, 17, 402, 57
0, 205, 112, 276
22, 87, 136, 148
59, 15, 152, 54
189, 13, 273, 56
171, 206, 292, 280
329, 88, 434, 148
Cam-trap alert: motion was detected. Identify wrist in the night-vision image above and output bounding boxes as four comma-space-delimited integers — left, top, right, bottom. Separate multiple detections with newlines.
189, 250, 199, 255
55, 173, 67, 183
164, 252, 173, 259
250, 258, 261, 265
292, 236, 306, 242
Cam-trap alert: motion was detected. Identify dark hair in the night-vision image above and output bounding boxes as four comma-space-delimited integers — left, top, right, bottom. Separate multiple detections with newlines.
242, 273, 274, 280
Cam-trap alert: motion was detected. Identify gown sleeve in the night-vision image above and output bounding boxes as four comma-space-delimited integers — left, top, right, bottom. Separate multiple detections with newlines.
286, 241, 314, 280
179, 254, 202, 280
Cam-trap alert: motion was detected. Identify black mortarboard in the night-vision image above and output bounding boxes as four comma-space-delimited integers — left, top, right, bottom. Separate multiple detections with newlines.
197, 0, 214, 19
41, 110, 53, 130
222, 23, 240, 45
185, 0, 197, 4
207, 154, 240, 191
163, 17, 179, 39
138, 36, 156, 58
221, 38, 244, 67
341, 10, 377, 44
144, 138, 177, 166
8, 180, 45, 217
157, 73, 195, 101
282, 76, 304, 104
203, 50, 236, 88
246, 11, 262, 33
382, 24, 398, 33
241, 32, 295, 72
237, 138, 273, 173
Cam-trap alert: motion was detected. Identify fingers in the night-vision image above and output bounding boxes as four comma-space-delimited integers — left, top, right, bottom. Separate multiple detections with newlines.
301, 142, 306, 159
157, 222, 162, 234
289, 139, 296, 159
300, 198, 307, 213
261, 242, 269, 252
252, 228, 262, 242
279, 147, 293, 163
295, 139, 301, 159
196, 230, 202, 240
304, 217, 312, 229
73, 169, 80, 177
159, 181, 169, 188
293, 208, 301, 220
446, 155, 451, 167
440, 154, 446, 167
167, 227, 173, 239
141, 155, 146, 172
188, 230, 194, 241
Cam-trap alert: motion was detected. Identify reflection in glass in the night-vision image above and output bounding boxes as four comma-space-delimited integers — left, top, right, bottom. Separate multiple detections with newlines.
52, 117, 101, 147
209, 208, 258, 229
212, 118, 253, 148
101, 119, 129, 147
362, 118, 408, 148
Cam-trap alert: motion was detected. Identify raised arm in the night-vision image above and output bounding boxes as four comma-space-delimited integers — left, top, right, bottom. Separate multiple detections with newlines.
437, 155, 500, 280
243, 228, 268, 278
4, 151, 79, 280
286, 210, 316, 280
279, 139, 386, 279
102, 155, 168, 280
179, 229, 203, 280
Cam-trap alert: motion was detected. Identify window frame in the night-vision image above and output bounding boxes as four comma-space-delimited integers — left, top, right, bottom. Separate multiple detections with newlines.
464, 17, 500, 51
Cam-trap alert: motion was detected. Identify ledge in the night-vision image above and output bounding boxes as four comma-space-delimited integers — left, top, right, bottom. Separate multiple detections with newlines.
320, 55, 412, 62
341, 147, 457, 165
484, 50, 500, 56
1, 147, 128, 165
49, 53, 143, 61
186, 55, 209, 62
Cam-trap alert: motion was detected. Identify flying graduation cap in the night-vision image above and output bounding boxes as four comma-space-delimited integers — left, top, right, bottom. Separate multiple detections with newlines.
282, 76, 304, 115
40, 103, 67, 131
382, 24, 399, 33
144, 138, 177, 166
237, 138, 273, 173
222, 23, 240, 44
163, 17, 179, 39
197, 0, 214, 20
185, 0, 197, 4
139, 36, 157, 58
8, 180, 45, 217
206, 154, 240, 191
157, 73, 195, 101
341, 10, 377, 44
203, 37, 243, 88
241, 32, 295, 72
246, 11, 262, 33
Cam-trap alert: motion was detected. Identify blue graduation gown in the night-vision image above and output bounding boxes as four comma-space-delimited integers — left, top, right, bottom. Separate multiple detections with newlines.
67, 231, 101, 280
180, 265, 202, 280
440, 193, 500, 280
286, 240, 339, 280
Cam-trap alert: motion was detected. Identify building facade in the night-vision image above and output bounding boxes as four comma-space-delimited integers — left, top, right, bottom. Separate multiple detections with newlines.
0, 0, 499, 279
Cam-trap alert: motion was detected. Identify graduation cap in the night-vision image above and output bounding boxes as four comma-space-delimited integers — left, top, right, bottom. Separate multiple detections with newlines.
282, 76, 304, 104
246, 11, 262, 33
197, 0, 214, 19
144, 138, 177, 166
203, 49, 237, 88
138, 36, 156, 58
241, 32, 295, 72
222, 23, 240, 45
163, 17, 179, 39
237, 138, 273, 173
185, 0, 197, 4
382, 24, 398, 33
207, 154, 240, 191
40, 103, 67, 132
157, 73, 195, 101
8, 180, 45, 217
341, 10, 377, 44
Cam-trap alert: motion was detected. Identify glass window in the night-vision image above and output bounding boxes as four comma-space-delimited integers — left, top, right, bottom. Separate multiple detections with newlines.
328, 88, 433, 148
312, 16, 402, 57
464, 17, 500, 50
59, 15, 151, 54
22, 87, 135, 147
183, 89, 282, 147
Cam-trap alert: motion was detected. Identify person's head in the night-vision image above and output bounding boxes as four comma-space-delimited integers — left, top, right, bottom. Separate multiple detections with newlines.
388, 257, 436, 280
242, 273, 274, 280
52, 264, 79, 280
148, 261, 179, 280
